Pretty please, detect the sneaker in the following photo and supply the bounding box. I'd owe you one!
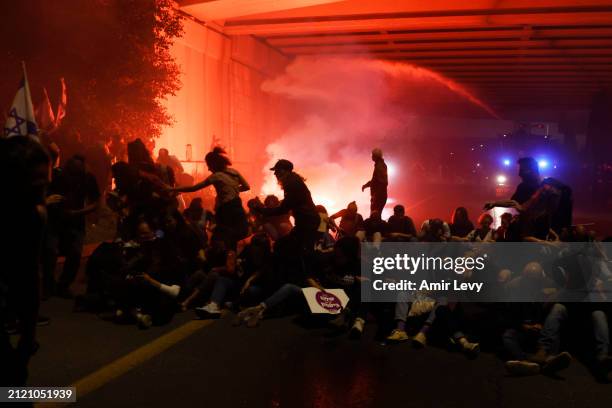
[505,360,540,376]
[350,318,365,339]
[386,329,410,343]
[36,315,51,327]
[246,305,265,328]
[232,310,248,327]
[195,303,221,320]
[113,309,131,324]
[458,339,480,359]
[413,331,427,348]
[233,306,256,327]
[4,320,19,335]
[541,351,572,375]
[529,347,548,365]
[136,312,152,329]
[161,284,181,298]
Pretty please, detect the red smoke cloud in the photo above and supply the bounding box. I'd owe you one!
[260,56,497,218]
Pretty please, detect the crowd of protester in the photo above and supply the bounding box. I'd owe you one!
[2,138,612,388]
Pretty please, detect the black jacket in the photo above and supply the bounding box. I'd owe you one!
[260,173,319,231]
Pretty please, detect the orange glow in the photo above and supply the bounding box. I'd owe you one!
[260,56,498,218]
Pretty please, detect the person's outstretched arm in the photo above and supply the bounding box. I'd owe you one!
[173,176,212,193]
[483,200,522,211]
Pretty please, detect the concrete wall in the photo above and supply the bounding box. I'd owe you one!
[157,17,289,189]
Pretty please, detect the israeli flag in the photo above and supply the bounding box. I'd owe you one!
[4,62,38,140]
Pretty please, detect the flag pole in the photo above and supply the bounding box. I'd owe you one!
[21,61,27,121]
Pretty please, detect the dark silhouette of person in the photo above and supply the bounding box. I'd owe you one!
[157,148,184,179]
[387,204,417,241]
[44,154,101,298]
[512,157,542,205]
[254,159,320,254]
[0,136,50,386]
[172,147,250,249]
[485,157,540,210]
[485,157,572,240]
[362,148,388,215]
[450,206,475,238]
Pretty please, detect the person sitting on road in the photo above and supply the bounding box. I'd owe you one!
[386,204,417,242]
[330,201,365,239]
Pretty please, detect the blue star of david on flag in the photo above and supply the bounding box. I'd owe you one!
[4,108,26,137]
[3,65,39,140]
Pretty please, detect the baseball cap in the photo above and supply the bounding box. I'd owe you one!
[270,159,293,172]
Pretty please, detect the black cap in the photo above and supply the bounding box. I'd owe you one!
[270,159,293,172]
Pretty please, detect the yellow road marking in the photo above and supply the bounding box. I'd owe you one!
[36,319,213,407]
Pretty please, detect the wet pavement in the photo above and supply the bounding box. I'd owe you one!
[25,298,612,408]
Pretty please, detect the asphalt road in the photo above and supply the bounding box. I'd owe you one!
[22,298,612,408]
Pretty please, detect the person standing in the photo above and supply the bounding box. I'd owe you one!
[237,161,322,327]
[362,148,388,215]
[1,136,50,386]
[171,147,250,249]
[484,157,541,210]
[43,155,101,298]
[157,148,184,177]
[254,159,320,253]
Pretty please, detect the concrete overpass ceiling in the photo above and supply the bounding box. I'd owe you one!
[179,0,612,114]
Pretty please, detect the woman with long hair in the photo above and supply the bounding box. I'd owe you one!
[450,206,475,238]
[171,147,250,249]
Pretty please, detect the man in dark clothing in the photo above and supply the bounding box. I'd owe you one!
[330,201,364,238]
[41,143,63,297]
[387,204,417,241]
[362,148,388,215]
[256,159,320,252]
[1,136,50,386]
[485,157,541,210]
[84,141,112,197]
[485,157,572,240]
[43,154,100,297]
[238,160,322,327]
[363,210,388,242]
[512,157,541,205]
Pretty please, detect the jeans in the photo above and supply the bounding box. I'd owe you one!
[539,303,610,358]
[393,290,415,322]
[210,276,239,305]
[393,293,438,326]
[241,284,266,307]
[394,295,464,341]
[263,283,302,309]
[538,303,566,354]
[503,328,531,361]
[432,303,465,342]
[592,310,610,359]
[344,282,369,320]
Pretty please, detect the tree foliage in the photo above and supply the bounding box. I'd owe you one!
[1,0,183,151]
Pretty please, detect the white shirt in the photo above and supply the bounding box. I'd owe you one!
[205,168,247,209]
